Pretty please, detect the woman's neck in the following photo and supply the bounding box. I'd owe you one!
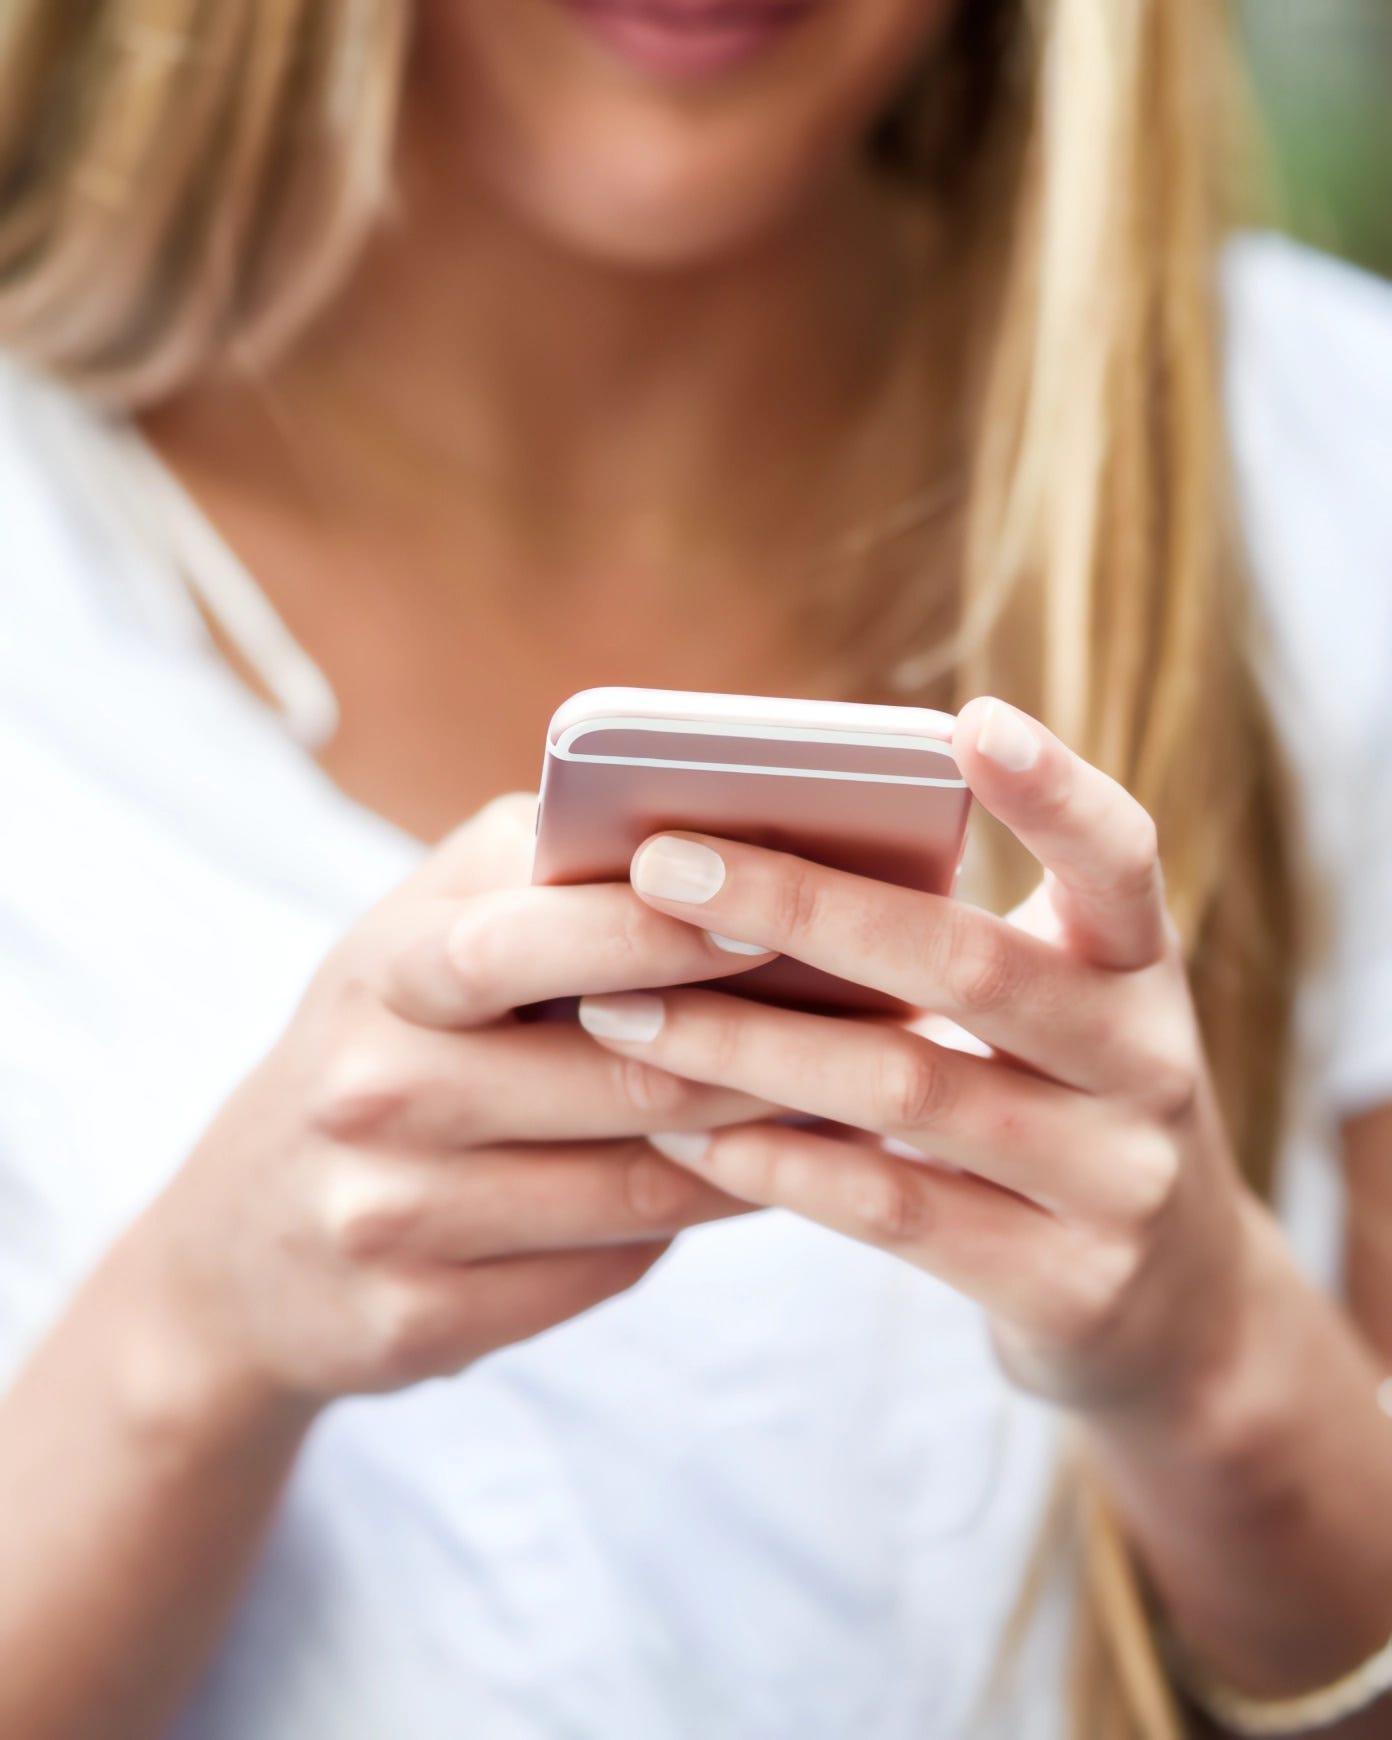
[139,127,966,840]
[150,120,953,604]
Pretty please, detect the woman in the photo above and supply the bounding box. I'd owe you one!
[0,1,1390,1735]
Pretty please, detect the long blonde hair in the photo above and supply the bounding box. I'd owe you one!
[0,3,1303,1734]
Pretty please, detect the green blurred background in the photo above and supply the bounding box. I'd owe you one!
[1242,0,1391,277]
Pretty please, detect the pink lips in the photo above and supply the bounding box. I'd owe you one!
[558,0,817,80]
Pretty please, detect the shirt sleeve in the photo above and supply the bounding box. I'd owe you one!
[1223,233,1392,1124]
[1325,682,1392,1117]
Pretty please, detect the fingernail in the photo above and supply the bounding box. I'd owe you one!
[880,1135,962,1173]
[648,1131,712,1166]
[881,1134,932,1160]
[577,992,665,1042]
[709,933,768,956]
[633,837,726,904]
[976,700,1039,773]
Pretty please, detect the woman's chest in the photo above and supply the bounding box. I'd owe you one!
[234,525,851,841]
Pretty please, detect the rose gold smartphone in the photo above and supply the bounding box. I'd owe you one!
[532,687,971,1017]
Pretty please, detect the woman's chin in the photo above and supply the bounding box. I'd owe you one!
[506,185,816,275]
[469,124,841,274]
[417,0,944,275]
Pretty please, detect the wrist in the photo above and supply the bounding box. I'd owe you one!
[94,1215,322,1466]
[1080,1197,1392,1701]
[1085,1196,1348,1500]
[1173,1199,1383,1492]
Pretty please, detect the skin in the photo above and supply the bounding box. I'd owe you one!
[579,703,1392,1704]
[0,0,1390,1734]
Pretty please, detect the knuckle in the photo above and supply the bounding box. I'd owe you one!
[1031,770,1074,831]
[847,1164,932,1246]
[945,925,1022,1016]
[699,1006,747,1081]
[1049,1237,1143,1351]
[1135,1040,1200,1127]
[622,1151,699,1228]
[1121,1127,1182,1230]
[768,860,823,946]
[321,1168,421,1262]
[614,1054,694,1120]
[363,1281,449,1376]
[445,899,512,1016]
[874,1040,956,1132]
[720,1124,791,1197]
[312,1042,408,1141]
[1111,809,1161,903]
[716,1127,793,1197]
[609,892,653,967]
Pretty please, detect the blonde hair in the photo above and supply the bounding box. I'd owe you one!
[0,3,1302,1735]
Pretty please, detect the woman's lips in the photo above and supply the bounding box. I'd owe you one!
[556,0,817,80]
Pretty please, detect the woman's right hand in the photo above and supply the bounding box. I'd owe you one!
[124,793,776,1415]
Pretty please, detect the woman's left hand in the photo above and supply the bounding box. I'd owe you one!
[577,696,1266,1423]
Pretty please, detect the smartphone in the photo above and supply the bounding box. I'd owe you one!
[531,687,971,1017]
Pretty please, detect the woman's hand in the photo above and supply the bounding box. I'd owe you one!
[573,698,1264,1423]
[575,696,1392,1727]
[127,792,776,1415]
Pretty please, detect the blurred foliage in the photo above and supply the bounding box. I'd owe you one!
[1241,0,1392,276]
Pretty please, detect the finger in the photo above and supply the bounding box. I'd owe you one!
[367,1243,671,1382]
[321,1141,754,1265]
[640,1120,1109,1346]
[312,1016,780,1148]
[373,882,774,1029]
[577,988,1170,1225]
[452,1244,673,1346]
[952,698,1169,971]
[403,791,540,900]
[622,829,1144,1092]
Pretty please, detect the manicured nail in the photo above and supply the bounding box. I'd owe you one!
[633,837,726,904]
[648,1131,712,1166]
[709,933,768,956]
[880,1135,962,1173]
[577,992,665,1042]
[976,700,1039,773]
[881,1134,932,1160]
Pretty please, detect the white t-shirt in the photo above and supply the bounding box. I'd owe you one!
[1,232,1390,1740]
